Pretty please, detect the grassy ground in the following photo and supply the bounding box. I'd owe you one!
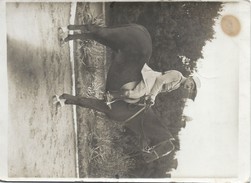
[74,2,136,178]
[75,2,182,178]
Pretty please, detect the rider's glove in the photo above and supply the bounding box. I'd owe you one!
[145,95,155,107]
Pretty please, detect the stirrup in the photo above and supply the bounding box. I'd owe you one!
[104,91,113,109]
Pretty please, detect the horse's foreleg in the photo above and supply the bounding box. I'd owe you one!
[64,34,84,42]
[64,33,94,42]
[59,93,77,104]
[67,25,84,30]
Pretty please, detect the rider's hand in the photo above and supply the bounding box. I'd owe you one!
[145,95,154,107]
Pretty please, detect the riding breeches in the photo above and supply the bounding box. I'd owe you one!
[123,80,147,99]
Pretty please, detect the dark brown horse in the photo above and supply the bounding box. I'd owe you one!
[59,24,174,162]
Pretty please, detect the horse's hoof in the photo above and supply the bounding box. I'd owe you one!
[59,38,67,47]
[52,95,66,107]
[52,95,60,104]
[58,27,64,34]
[55,102,62,110]
[58,27,66,39]
[58,99,66,107]
[58,27,68,34]
[58,27,68,46]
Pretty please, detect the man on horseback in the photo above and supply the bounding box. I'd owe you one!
[105,63,201,109]
[57,23,201,163]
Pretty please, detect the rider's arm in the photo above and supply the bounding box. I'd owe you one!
[148,71,182,102]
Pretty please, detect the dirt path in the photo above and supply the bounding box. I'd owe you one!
[7,3,76,177]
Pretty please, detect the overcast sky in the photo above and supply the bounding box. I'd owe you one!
[172,1,250,179]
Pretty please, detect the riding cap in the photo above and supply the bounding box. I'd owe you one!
[191,75,201,89]
[188,75,201,101]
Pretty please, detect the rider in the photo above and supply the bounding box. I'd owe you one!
[105,63,201,108]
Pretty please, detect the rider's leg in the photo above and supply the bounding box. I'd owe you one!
[106,80,147,102]
[105,90,129,102]
[123,80,146,99]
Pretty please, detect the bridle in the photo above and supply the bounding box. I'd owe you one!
[120,97,176,163]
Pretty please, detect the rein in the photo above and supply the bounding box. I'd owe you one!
[120,101,175,163]
[122,105,147,125]
[121,96,151,125]
[121,100,150,156]
[144,138,175,163]
[126,137,175,163]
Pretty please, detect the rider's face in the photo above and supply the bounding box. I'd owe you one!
[183,78,195,92]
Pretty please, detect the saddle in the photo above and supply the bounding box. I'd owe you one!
[104,81,143,109]
[105,81,175,163]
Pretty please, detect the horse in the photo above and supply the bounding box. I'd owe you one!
[58,23,175,163]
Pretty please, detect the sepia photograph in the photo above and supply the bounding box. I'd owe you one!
[0,0,250,181]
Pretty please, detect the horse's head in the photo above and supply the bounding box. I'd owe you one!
[109,101,174,161]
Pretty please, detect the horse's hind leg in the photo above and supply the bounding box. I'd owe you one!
[64,24,102,42]
[64,29,119,50]
[67,25,87,32]
[67,24,101,33]
[64,34,84,42]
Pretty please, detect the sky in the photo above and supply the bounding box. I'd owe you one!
[172,1,250,179]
